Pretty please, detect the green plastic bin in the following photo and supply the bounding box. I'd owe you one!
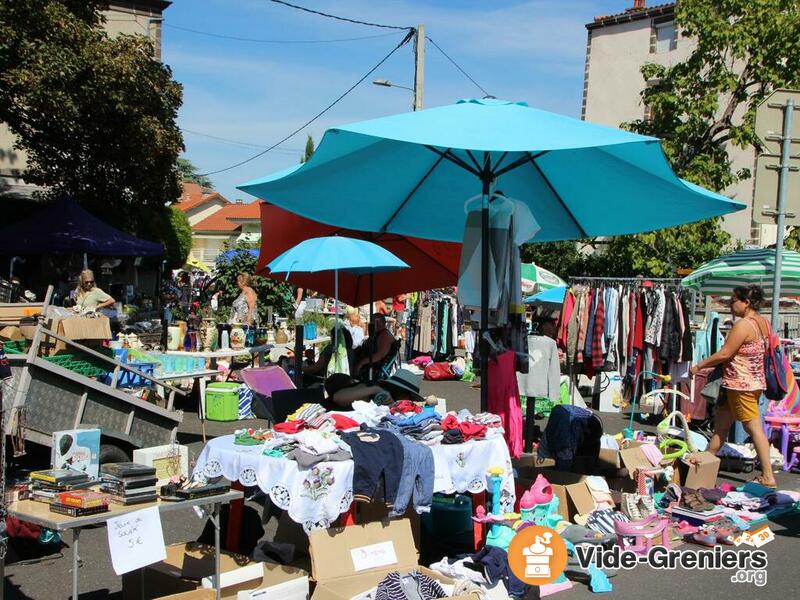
[206,382,240,421]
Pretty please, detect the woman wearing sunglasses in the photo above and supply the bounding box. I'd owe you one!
[74,269,115,313]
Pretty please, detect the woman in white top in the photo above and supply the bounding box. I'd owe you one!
[74,269,114,312]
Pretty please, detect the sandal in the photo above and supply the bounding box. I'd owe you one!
[681,490,714,512]
[752,475,777,489]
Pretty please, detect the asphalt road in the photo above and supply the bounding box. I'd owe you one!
[3,379,798,599]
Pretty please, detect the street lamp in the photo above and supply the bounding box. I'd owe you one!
[372,79,417,110]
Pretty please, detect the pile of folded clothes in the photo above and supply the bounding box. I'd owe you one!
[384,406,443,445]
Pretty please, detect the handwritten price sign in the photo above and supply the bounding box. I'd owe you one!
[748,525,775,548]
[107,506,166,575]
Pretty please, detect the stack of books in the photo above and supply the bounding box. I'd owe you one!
[50,490,110,517]
[100,463,158,505]
[30,469,93,503]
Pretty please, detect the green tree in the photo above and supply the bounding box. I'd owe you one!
[213,243,295,323]
[177,157,214,191]
[158,206,192,270]
[602,0,800,275]
[300,134,315,163]
[625,0,800,191]
[0,0,184,238]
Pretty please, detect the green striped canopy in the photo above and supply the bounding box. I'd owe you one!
[521,262,566,294]
[681,248,800,296]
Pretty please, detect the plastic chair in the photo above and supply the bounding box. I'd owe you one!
[239,366,295,398]
[763,369,800,472]
[614,514,670,556]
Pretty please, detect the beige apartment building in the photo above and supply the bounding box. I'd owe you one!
[0,1,171,200]
[582,0,771,247]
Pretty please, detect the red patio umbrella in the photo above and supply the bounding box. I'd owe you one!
[257,204,460,306]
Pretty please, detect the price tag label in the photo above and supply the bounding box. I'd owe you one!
[748,525,775,548]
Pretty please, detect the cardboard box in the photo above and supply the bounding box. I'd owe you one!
[673,452,721,490]
[39,314,112,354]
[0,326,24,341]
[122,543,308,600]
[308,519,471,600]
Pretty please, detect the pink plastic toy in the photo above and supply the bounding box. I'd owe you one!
[614,514,671,555]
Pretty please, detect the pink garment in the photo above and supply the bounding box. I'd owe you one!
[411,355,433,366]
[488,350,523,459]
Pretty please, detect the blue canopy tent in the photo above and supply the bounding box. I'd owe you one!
[0,195,163,256]
[239,98,745,410]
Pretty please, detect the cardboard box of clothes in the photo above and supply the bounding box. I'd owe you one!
[514,466,596,522]
[308,519,472,600]
[122,542,308,600]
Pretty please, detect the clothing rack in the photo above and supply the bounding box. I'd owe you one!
[569,276,684,284]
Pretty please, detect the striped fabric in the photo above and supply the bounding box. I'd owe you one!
[682,248,800,296]
[521,262,567,294]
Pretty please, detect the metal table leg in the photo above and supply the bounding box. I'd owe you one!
[72,528,80,599]
[213,503,221,600]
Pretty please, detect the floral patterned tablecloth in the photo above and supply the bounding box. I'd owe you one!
[194,434,515,531]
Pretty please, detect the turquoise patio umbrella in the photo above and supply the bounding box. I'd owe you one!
[266,236,408,351]
[240,98,744,408]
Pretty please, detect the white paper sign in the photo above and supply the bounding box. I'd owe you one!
[106,506,167,575]
[350,541,398,572]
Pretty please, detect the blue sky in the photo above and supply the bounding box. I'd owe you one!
[164,0,629,201]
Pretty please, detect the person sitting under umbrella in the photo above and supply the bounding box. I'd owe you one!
[354,314,398,381]
[324,368,424,409]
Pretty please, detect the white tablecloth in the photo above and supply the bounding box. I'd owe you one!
[194,434,515,531]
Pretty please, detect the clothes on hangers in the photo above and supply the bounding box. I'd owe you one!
[517,335,560,402]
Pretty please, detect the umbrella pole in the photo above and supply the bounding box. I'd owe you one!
[369,271,374,381]
[480,175,490,413]
[335,269,339,351]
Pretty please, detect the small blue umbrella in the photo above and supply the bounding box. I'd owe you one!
[524,286,567,306]
[267,236,408,348]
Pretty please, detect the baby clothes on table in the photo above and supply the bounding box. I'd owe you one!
[383,428,434,516]
[284,448,351,470]
[341,427,405,507]
[720,491,766,511]
[293,430,344,456]
[351,401,391,427]
[375,570,447,600]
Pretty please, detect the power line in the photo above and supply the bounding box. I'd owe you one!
[198,30,415,176]
[181,128,303,152]
[268,0,412,31]
[163,23,404,44]
[426,36,491,98]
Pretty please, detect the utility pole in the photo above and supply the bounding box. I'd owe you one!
[413,25,425,111]
[770,98,795,329]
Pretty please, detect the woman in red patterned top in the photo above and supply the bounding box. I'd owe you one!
[690,285,775,488]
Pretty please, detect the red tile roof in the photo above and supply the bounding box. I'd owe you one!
[192,200,264,232]
[175,182,229,213]
[589,2,675,29]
